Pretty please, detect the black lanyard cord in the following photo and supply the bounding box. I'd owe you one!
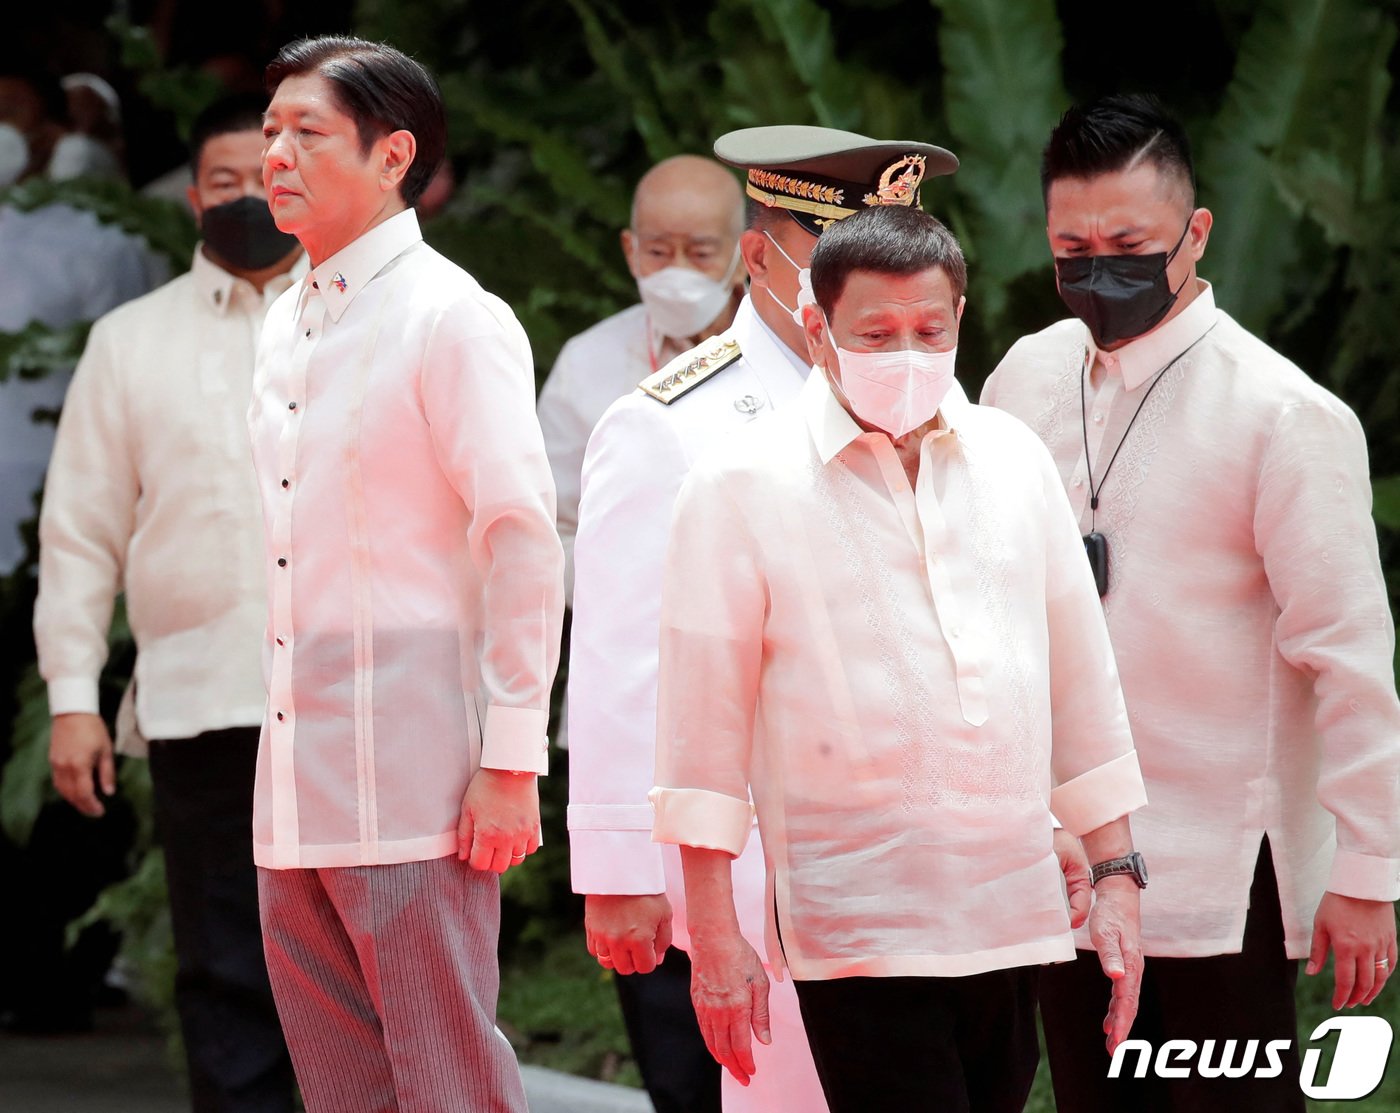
[1080,324,1217,529]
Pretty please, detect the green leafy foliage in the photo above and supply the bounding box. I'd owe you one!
[6,0,1400,1087]
[0,321,92,385]
[930,0,1069,338]
[0,667,56,845]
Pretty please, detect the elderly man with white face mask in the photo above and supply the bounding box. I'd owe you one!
[537,154,745,603]
[651,203,1149,1113]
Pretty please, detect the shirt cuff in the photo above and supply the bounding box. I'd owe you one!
[649,786,754,857]
[47,677,101,717]
[1328,849,1400,902]
[480,704,550,775]
[567,809,668,894]
[1050,751,1148,837]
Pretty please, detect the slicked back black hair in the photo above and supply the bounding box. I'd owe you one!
[1041,93,1195,208]
[266,36,445,207]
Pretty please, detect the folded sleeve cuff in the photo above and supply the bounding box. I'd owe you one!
[567,807,668,894]
[1328,850,1400,903]
[649,786,754,857]
[480,704,550,774]
[47,677,101,717]
[1051,751,1147,837]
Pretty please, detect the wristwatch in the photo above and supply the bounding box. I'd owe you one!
[1090,851,1148,889]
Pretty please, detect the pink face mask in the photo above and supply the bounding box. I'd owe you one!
[829,340,958,439]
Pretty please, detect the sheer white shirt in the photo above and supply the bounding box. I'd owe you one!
[36,248,299,754]
[651,371,1146,981]
[248,209,563,870]
[981,282,1400,958]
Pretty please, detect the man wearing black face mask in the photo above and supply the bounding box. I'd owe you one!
[983,94,1400,1112]
[34,94,300,1113]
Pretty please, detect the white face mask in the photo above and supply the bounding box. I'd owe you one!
[763,230,814,327]
[828,337,958,439]
[636,245,740,341]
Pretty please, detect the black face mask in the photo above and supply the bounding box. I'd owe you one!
[200,195,299,271]
[1054,220,1191,347]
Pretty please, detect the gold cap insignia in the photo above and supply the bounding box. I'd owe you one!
[863,154,926,208]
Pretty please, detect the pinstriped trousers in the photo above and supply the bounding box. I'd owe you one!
[257,857,527,1113]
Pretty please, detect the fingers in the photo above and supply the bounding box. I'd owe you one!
[51,757,104,818]
[1066,871,1092,930]
[1369,943,1400,1006]
[1333,953,1359,1011]
[1306,922,1330,977]
[750,968,772,1047]
[1096,935,1125,980]
[1103,958,1141,1053]
[656,914,674,962]
[96,745,116,797]
[712,1007,756,1084]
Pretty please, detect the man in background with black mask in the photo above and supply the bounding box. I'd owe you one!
[35,93,300,1113]
[983,93,1400,1112]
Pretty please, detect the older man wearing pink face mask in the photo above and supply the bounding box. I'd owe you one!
[651,203,1149,1113]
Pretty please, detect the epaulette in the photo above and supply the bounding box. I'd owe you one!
[639,332,742,405]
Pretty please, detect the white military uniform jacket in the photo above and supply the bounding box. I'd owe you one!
[568,296,805,940]
[568,296,826,1110]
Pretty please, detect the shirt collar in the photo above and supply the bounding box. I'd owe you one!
[744,296,812,377]
[306,208,423,323]
[801,362,970,465]
[191,245,307,314]
[1088,280,1218,391]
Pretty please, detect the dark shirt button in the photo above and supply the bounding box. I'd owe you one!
[277,557,287,567]
[288,401,297,411]
[276,711,285,721]
[281,479,290,488]
[275,637,284,646]
[304,329,311,338]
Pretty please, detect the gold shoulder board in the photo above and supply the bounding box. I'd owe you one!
[639,333,743,405]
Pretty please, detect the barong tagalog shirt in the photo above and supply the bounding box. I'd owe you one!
[36,248,299,754]
[248,209,564,871]
[981,282,1400,959]
[650,370,1147,981]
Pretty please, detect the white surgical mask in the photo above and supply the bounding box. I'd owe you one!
[763,230,814,327]
[636,245,740,341]
[829,337,958,439]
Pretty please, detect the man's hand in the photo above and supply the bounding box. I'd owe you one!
[1054,827,1092,929]
[1088,877,1142,1055]
[49,713,115,817]
[1308,892,1398,1009]
[689,926,771,1087]
[585,893,673,975]
[457,768,540,874]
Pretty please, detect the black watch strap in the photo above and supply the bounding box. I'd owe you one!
[1090,851,1148,889]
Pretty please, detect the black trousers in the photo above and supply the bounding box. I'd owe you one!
[149,728,295,1113]
[793,966,1039,1113]
[1040,837,1303,1113]
[614,947,720,1113]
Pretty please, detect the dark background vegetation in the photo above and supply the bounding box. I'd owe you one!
[2,0,1399,1105]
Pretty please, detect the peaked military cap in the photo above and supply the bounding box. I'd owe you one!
[714,125,958,235]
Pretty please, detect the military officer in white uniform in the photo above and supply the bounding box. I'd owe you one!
[567,126,959,1112]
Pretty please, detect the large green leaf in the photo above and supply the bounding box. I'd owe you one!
[929,0,1068,330]
[0,667,55,845]
[1197,0,1393,333]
